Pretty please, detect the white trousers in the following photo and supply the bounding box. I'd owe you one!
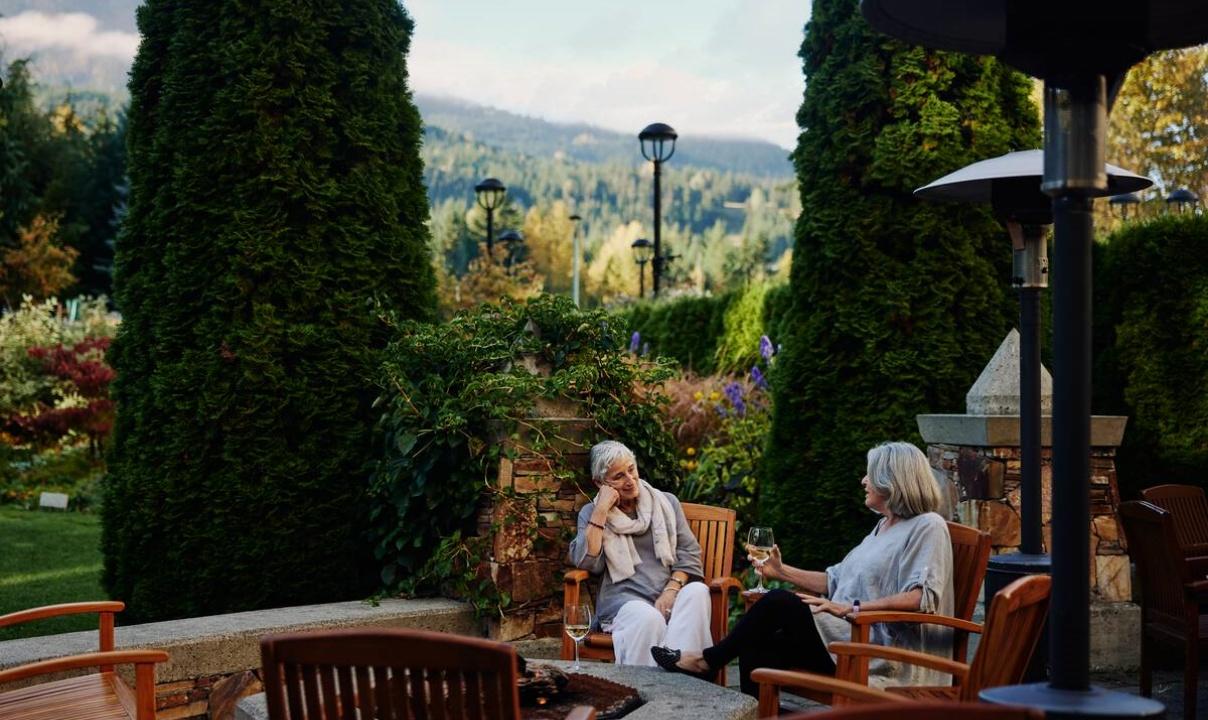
[610,581,712,666]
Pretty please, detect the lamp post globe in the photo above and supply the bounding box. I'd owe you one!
[638,123,677,297]
[474,178,507,259]
[1165,187,1199,213]
[631,238,653,299]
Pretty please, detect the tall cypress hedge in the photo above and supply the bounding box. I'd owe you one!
[103,0,434,621]
[1094,215,1208,500]
[761,0,1040,566]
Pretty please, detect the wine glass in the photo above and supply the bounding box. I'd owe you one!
[563,602,593,671]
[747,526,775,593]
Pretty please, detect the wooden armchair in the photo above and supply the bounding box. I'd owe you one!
[752,574,1051,717]
[1119,500,1208,720]
[1140,484,1208,561]
[261,628,595,720]
[561,502,742,685]
[0,601,168,720]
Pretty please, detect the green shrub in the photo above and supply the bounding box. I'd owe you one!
[103,0,435,622]
[1094,214,1208,499]
[762,0,1040,567]
[618,294,733,374]
[369,295,679,613]
[715,282,777,374]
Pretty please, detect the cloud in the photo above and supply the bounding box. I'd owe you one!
[0,11,139,62]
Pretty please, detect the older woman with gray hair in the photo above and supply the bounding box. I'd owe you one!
[653,441,953,695]
[567,440,712,666]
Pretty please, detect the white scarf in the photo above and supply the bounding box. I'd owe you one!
[601,479,678,582]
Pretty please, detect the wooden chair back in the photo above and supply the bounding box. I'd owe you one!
[963,574,1051,701]
[1140,484,1208,557]
[782,702,1043,720]
[682,502,737,581]
[1119,501,1193,625]
[947,521,993,623]
[261,629,522,720]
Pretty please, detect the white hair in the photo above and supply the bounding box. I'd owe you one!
[866,441,942,518]
[589,440,636,484]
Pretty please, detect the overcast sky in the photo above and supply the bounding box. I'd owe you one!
[0,0,809,148]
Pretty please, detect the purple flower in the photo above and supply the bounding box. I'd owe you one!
[714,404,728,418]
[641,342,650,357]
[724,381,745,404]
[629,331,641,353]
[759,335,775,362]
[750,365,768,390]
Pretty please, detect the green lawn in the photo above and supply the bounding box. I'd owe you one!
[0,506,105,640]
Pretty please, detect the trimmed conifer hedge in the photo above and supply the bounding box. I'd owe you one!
[103,0,435,621]
[1094,214,1208,499]
[761,0,1041,566]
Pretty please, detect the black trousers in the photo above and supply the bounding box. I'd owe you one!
[701,588,836,697]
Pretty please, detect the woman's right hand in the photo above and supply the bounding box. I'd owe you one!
[595,485,620,513]
[751,544,783,581]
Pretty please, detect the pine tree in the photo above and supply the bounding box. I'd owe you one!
[761,0,1040,565]
[103,0,435,621]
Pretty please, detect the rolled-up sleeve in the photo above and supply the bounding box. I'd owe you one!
[896,515,952,613]
[568,503,607,573]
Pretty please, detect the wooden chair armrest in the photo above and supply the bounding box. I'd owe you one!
[564,569,589,584]
[848,611,983,635]
[1186,555,1208,577]
[707,576,745,645]
[829,642,969,682]
[565,705,597,720]
[751,667,899,707]
[1186,578,1208,601]
[0,601,125,629]
[0,649,169,685]
[708,576,744,594]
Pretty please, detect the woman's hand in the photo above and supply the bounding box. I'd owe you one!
[750,543,783,582]
[654,588,677,618]
[595,485,620,514]
[800,595,854,618]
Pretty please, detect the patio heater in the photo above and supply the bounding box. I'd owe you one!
[861,1,1208,717]
[916,151,1151,680]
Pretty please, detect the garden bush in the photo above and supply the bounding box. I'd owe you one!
[1094,214,1208,499]
[762,0,1040,567]
[369,294,678,613]
[104,0,435,622]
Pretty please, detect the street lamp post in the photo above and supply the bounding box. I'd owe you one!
[1108,192,1141,220]
[639,123,678,297]
[474,178,507,260]
[861,1,1207,716]
[631,238,653,299]
[498,229,522,272]
[569,214,583,306]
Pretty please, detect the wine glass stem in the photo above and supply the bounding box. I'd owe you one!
[574,639,581,670]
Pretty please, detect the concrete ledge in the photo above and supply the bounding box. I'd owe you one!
[917,414,1127,447]
[1090,601,1141,672]
[238,660,757,720]
[0,598,476,684]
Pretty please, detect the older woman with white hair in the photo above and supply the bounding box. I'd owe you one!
[567,440,712,666]
[653,441,953,695]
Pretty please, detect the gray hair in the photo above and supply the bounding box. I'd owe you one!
[866,441,942,519]
[589,440,636,484]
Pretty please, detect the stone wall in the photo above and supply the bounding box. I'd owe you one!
[927,443,1130,602]
[480,417,592,642]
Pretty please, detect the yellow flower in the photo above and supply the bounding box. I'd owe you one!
[686,447,696,456]
[709,391,721,402]
[693,391,703,401]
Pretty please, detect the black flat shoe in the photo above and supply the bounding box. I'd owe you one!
[650,646,713,680]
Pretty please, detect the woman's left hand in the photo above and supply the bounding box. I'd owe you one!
[800,595,854,618]
[654,589,677,617]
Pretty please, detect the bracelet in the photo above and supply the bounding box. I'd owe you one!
[588,520,606,530]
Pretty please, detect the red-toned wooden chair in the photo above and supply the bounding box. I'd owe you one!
[0,601,168,720]
[779,701,1043,720]
[752,574,1051,717]
[1119,500,1208,720]
[1140,484,1208,560]
[561,502,742,685]
[261,628,594,720]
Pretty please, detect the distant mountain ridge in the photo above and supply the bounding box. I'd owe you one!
[416,94,793,178]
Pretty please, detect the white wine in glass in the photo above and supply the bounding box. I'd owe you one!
[747,526,775,593]
[564,602,593,671]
